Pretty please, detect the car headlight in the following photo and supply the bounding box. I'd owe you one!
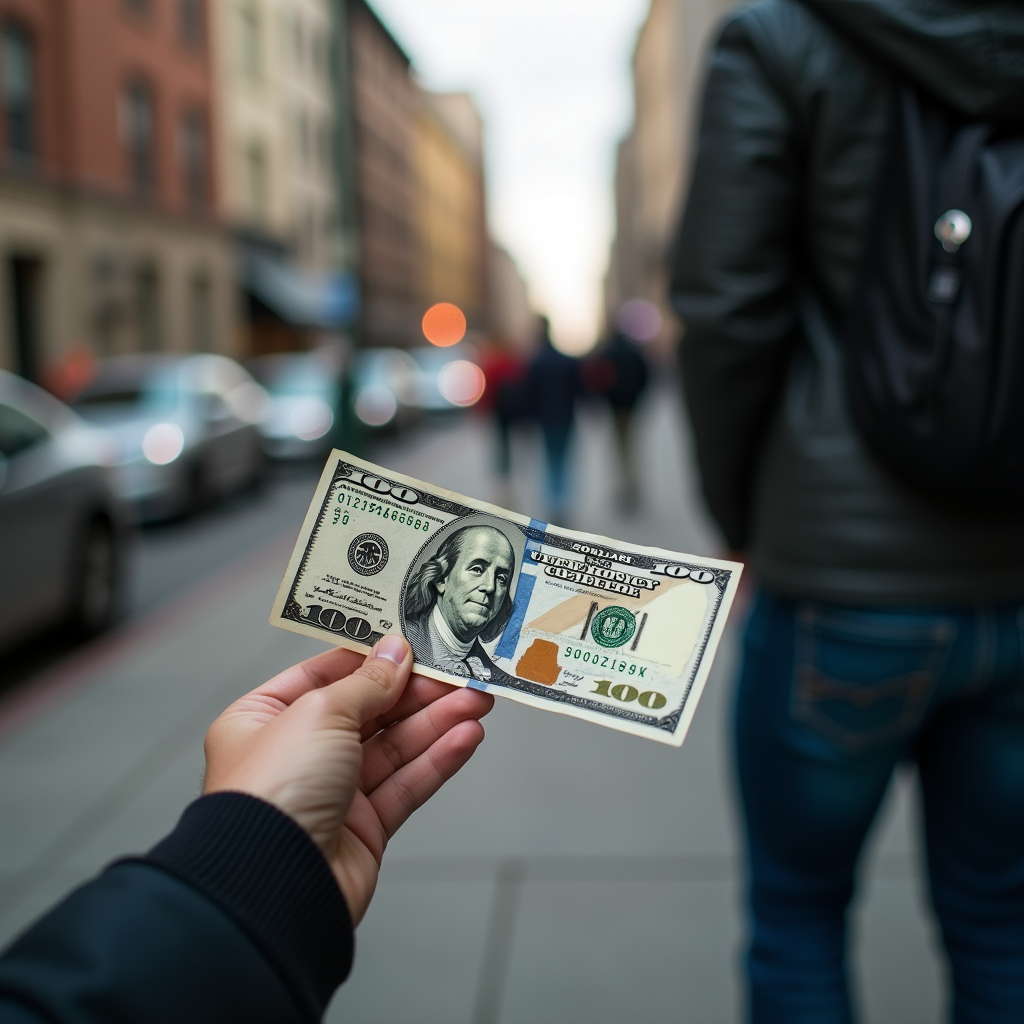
[289,398,334,440]
[142,423,185,465]
[354,385,397,426]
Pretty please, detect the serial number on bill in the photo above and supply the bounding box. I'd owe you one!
[562,645,650,678]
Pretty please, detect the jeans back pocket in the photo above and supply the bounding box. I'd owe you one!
[791,605,955,754]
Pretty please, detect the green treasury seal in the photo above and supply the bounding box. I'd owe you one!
[591,605,636,648]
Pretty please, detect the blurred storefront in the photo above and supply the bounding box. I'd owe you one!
[0,0,234,389]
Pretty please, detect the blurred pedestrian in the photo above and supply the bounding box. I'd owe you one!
[583,329,650,514]
[0,638,493,1023]
[41,341,95,402]
[525,316,582,525]
[477,338,526,508]
[670,1,1024,1021]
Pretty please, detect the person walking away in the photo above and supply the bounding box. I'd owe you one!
[585,329,650,514]
[670,1,1024,1021]
[477,338,526,508]
[525,317,582,525]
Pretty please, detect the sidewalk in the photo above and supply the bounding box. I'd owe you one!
[0,386,944,1023]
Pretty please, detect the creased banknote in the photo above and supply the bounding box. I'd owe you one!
[270,451,742,746]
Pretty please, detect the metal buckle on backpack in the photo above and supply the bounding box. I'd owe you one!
[927,266,962,304]
[934,209,972,252]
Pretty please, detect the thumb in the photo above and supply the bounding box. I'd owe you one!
[321,634,414,727]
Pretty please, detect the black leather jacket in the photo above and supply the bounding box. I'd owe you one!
[670,0,1024,604]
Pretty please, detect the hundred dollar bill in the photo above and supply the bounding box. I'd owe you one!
[270,451,742,746]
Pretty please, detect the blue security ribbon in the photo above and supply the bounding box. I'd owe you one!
[493,519,547,661]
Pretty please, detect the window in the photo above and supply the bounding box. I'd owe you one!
[296,109,309,167]
[303,204,315,258]
[244,141,267,223]
[134,263,161,351]
[190,270,213,351]
[178,0,205,48]
[122,80,155,193]
[313,36,326,82]
[179,108,207,208]
[318,121,332,175]
[2,22,35,161]
[292,12,303,69]
[239,2,261,80]
[0,403,48,458]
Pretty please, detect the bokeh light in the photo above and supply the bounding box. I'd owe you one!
[438,360,486,407]
[289,398,334,440]
[354,385,398,426]
[422,302,467,347]
[141,423,185,465]
[615,298,662,343]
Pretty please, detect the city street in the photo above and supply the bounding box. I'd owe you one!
[0,386,944,1023]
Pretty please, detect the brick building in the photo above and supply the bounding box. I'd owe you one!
[0,0,234,384]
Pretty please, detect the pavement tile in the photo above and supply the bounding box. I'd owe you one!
[497,877,742,1024]
[325,879,497,1024]
[61,738,205,871]
[854,877,945,1024]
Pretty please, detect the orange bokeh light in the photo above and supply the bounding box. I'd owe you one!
[421,302,467,347]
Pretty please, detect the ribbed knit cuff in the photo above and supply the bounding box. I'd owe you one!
[122,792,353,1022]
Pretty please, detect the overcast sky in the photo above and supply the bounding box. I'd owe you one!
[370,0,650,353]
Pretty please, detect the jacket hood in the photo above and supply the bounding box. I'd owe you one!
[800,0,1024,119]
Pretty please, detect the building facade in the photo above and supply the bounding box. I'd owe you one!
[0,0,234,383]
[209,0,355,354]
[487,240,534,352]
[211,0,339,270]
[604,0,735,356]
[414,90,487,331]
[345,0,418,348]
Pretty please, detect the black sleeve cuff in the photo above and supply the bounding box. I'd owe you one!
[124,792,353,1022]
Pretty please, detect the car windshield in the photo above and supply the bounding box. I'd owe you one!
[72,366,178,419]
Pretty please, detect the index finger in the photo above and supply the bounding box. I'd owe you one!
[245,645,367,708]
[359,672,464,741]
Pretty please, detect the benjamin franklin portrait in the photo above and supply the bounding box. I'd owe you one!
[403,523,518,681]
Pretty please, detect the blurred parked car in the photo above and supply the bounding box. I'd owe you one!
[350,348,418,430]
[246,350,343,460]
[0,370,130,653]
[70,355,266,521]
[408,345,486,412]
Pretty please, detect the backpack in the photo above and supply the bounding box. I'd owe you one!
[844,84,1024,505]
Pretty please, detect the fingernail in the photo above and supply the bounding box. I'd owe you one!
[374,634,408,665]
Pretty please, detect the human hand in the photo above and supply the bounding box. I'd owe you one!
[202,635,494,923]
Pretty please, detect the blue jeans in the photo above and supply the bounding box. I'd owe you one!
[736,591,1024,1024]
[541,423,572,516]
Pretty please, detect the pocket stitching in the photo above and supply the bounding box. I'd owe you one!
[790,608,951,753]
